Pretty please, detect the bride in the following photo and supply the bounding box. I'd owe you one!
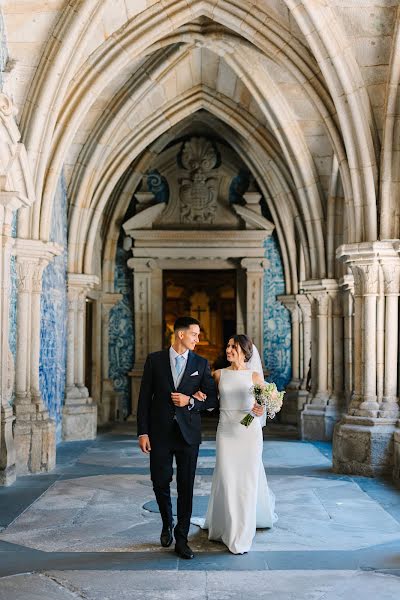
[194,334,277,554]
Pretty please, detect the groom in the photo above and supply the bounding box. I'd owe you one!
[137,316,218,559]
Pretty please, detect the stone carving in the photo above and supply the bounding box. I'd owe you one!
[179,137,218,224]
[16,260,33,293]
[0,92,14,117]
[381,262,400,295]
[6,348,15,403]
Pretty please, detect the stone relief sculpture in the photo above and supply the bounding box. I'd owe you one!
[6,348,15,404]
[179,137,219,224]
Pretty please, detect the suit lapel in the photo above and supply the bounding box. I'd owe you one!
[177,351,197,391]
[162,349,175,391]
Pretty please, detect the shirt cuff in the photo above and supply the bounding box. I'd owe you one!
[138,434,148,437]
[188,397,195,411]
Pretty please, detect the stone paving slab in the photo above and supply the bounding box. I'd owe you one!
[1,570,399,600]
[0,427,399,598]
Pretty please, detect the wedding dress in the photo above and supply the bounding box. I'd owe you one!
[194,368,277,554]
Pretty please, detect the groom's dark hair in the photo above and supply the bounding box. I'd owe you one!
[174,316,200,332]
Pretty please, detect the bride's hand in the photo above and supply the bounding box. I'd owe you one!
[193,391,207,401]
[252,403,264,417]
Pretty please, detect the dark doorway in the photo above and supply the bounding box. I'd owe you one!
[163,270,236,369]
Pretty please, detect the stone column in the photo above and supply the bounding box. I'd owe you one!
[300,279,340,441]
[62,273,99,441]
[240,258,268,361]
[99,292,122,425]
[0,201,18,485]
[278,295,301,425]
[0,93,36,484]
[334,242,400,476]
[339,275,354,411]
[296,294,312,418]
[330,290,344,413]
[127,258,160,418]
[380,260,400,418]
[13,239,62,475]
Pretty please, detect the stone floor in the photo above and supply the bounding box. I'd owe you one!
[0,424,399,599]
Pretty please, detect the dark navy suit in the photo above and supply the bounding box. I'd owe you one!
[137,349,218,542]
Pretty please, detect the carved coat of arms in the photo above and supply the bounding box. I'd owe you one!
[179,138,219,224]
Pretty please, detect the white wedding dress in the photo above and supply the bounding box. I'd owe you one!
[194,368,277,554]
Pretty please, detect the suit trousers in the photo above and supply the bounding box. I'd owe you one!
[150,420,199,543]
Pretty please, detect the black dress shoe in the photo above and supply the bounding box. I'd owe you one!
[175,542,194,559]
[160,523,174,548]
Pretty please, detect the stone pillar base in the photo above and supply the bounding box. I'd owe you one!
[301,403,339,441]
[0,407,16,486]
[15,415,56,475]
[62,397,97,441]
[392,421,400,486]
[333,415,396,476]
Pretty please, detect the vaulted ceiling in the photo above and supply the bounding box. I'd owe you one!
[2,0,400,291]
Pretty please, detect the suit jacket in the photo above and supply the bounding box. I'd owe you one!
[137,349,218,445]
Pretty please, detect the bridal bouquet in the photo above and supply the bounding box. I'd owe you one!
[240,382,285,427]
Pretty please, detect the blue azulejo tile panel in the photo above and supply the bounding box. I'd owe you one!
[109,239,134,418]
[40,174,68,442]
[263,234,291,390]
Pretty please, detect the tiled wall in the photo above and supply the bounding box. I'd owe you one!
[263,234,292,390]
[109,239,134,418]
[9,216,18,401]
[39,175,68,442]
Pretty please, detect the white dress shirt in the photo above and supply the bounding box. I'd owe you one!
[169,346,189,389]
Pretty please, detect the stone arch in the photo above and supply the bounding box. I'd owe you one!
[72,89,311,296]
[380,5,400,240]
[64,42,326,279]
[99,110,302,299]
[17,0,375,247]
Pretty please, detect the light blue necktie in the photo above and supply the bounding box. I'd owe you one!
[175,355,185,381]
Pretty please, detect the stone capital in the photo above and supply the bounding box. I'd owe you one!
[240,257,269,272]
[380,260,400,295]
[351,263,379,296]
[127,257,158,272]
[68,273,99,295]
[278,295,299,319]
[14,240,62,292]
[296,294,312,319]
[337,241,400,296]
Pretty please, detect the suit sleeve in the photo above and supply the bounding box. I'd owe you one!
[193,360,218,412]
[137,354,153,436]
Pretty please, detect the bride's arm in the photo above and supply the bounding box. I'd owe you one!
[252,371,265,416]
[213,369,221,389]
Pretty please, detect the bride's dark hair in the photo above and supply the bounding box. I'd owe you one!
[230,334,253,362]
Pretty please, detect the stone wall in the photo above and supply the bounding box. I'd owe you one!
[39,175,68,442]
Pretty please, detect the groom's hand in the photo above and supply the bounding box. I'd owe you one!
[138,435,151,454]
[171,392,190,407]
